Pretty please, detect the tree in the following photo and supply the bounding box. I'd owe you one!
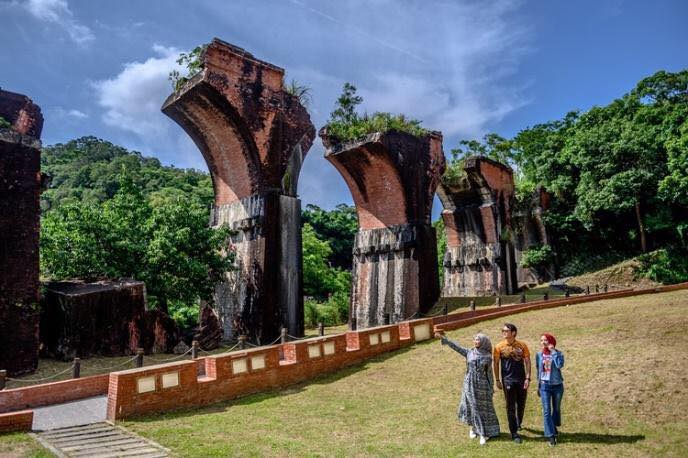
[302,204,358,269]
[302,223,350,300]
[41,174,233,326]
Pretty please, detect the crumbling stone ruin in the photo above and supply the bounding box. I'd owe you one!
[320,130,446,328]
[0,89,44,375]
[513,186,553,286]
[437,157,518,297]
[162,39,315,343]
[41,280,180,359]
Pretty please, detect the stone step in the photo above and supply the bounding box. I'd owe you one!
[35,422,169,457]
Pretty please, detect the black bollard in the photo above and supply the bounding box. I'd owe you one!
[192,340,199,359]
[281,327,288,344]
[72,358,81,379]
[520,292,526,304]
[469,300,476,311]
[595,284,599,293]
[496,297,502,307]
[586,285,590,295]
[238,335,247,350]
[543,292,549,301]
[604,284,608,293]
[442,304,448,315]
[383,313,390,325]
[351,319,357,331]
[318,322,325,337]
[136,348,144,368]
[565,289,570,298]
[0,370,6,390]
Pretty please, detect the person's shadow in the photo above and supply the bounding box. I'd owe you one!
[522,427,645,444]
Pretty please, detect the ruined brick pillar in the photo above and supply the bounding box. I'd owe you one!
[320,130,445,329]
[0,89,44,375]
[513,186,552,286]
[437,157,518,297]
[162,39,315,343]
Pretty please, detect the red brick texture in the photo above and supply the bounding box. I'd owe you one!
[0,90,43,376]
[320,130,446,328]
[104,282,687,420]
[0,374,109,414]
[0,410,33,433]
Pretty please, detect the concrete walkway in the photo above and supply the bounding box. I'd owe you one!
[32,396,108,431]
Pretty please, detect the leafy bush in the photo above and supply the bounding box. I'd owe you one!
[324,83,428,144]
[520,245,554,269]
[169,45,207,91]
[0,116,11,129]
[304,291,350,328]
[637,248,688,284]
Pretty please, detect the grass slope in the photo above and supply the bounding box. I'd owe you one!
[116,290,688,457]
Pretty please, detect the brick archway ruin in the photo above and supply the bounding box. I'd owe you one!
[162,39,315,343]
[320,130,446,329]
[437,157,518,297]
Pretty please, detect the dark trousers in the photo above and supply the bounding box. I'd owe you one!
[503,381,527,436]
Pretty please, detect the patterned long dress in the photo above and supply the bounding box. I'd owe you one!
[442,338,500,437]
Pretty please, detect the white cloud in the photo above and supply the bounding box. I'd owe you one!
[92,45,182,137]
[53,107,88,119]
[91,45,207,170]
[24,0,94,44]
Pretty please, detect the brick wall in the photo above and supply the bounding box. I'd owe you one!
[0,101,42,376]
[0,374,109,413]
[105,282,687,420]
[0,410,33,433]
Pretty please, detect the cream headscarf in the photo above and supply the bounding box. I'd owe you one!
[469,332,492,361]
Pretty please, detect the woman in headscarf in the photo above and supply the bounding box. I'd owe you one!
[536,333,565,447]
[435,329,500,445]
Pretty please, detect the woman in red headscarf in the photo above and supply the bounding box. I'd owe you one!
[536,333,565,446]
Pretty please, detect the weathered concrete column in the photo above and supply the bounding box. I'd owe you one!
[437,157,517,297]
[513,186,553,286]
[0,89,44,375]
[162,39,315,343]
[320,129,445,329]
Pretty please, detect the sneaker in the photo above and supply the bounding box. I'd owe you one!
[548,436,557,447]
[480,436,488,445]
[469,429,477,439]
[512,435,523,444]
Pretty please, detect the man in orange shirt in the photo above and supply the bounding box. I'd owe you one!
[493,322,531,443]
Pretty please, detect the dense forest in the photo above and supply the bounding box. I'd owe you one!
[38,70,687,330]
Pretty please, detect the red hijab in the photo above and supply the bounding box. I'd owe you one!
[542,333,557,355]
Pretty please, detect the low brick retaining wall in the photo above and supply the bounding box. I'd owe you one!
[2,283,686,423]
[0,374,109,414]
[0,410,33,433]
[106,282,688,420]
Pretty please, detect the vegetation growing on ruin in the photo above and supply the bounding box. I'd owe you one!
[285,79,313,108]
[0,116,11,129]
[324,83,428,144]
[169,45,207,91]
[451,69,688,283]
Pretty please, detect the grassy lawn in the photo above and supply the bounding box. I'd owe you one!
[0,433,51,458]
[108,289,688,457]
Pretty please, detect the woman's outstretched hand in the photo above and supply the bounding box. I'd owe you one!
[434,331,445,339]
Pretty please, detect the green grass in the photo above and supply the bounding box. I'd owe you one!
[112,290,688,457]
[0,433,52,458]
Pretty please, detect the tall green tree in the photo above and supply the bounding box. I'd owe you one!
[41,175,233,322]
[302,204,358,269]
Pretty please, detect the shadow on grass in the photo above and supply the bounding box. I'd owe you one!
[522,427,645,444]
[128,343,420,423]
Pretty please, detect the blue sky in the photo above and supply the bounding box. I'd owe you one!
[1,0,686,213]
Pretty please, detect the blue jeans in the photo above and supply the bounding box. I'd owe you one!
[539,382,564,438]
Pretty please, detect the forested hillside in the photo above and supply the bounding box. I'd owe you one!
[41,136,214,211]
